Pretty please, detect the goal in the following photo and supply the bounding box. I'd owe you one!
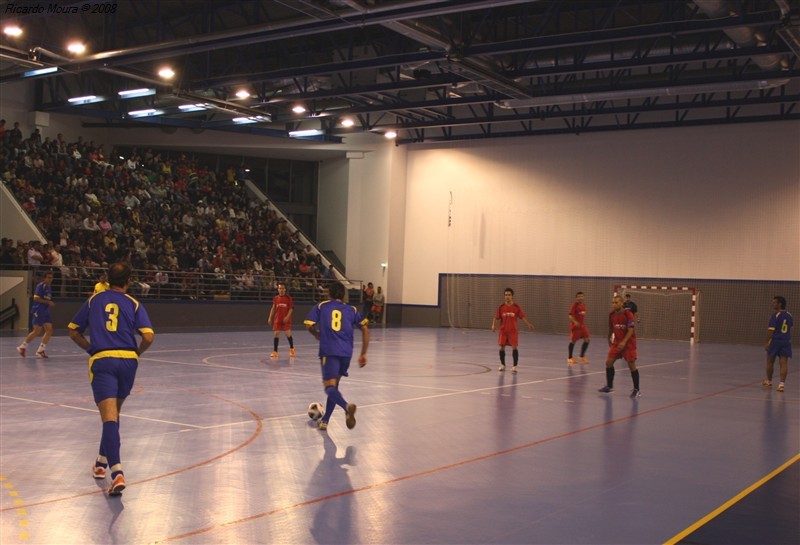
[614,284,700,343]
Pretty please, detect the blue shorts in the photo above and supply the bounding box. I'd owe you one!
[31,308,52,326]
[320,355,351,382]
[768,341,792,359]
[90,357,139,403]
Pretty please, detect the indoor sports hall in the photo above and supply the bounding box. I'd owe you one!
[0,326,798,544]
[1,1,799,545]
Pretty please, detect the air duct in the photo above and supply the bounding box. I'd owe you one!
[694,0,786,70]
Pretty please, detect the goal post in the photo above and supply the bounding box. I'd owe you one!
[614,284,700,343]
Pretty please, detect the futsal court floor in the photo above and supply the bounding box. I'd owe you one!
[0,327,797,545]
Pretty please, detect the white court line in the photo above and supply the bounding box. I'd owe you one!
[142,355,468,393]
[1,358,687,433]
[0,394,205,428]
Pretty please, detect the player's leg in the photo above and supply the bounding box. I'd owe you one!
[271,328,280,357]
[92,358,136,495]
[626,355,640,397]
[498,334,507,371]
[286,328,295,357]
[19,325,43,355]
[764,353,776,386]
[568,328,577,364]
[97,397,126,494]
[599,348,618,392]
[37,322,53,357]
[510,332,520,372]
[321,358,347,415]
[579,329,590,363]
[777,355,789,391]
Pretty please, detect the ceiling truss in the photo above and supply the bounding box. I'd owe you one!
[0,0,798,144]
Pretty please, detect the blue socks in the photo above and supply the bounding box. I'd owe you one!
[101,421,121,477]
[325,386,347,410]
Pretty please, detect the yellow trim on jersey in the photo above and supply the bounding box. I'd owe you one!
[89,350,139,365]
[67,322,80,330]
[139,328,154,335]
[124,293,141,310]
[88,350,139,382]
[304,320,317,326]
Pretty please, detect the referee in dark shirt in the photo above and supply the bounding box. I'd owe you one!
[623,294,639,323]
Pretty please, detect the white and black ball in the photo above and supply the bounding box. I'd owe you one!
[307,402,324,421]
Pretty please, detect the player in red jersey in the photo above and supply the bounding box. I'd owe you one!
[568,291,590,365]
[491,288,534,373]
[268,282,295,358]
[599,296,641,398]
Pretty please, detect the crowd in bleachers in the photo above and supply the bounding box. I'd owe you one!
[0,117,338,300]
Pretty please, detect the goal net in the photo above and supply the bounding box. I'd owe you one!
[615,285,699,342]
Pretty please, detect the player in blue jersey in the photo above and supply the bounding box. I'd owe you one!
[763,296,793,392]
[68,263,154,496]
[17,270,55,358]
[305,282,369,431]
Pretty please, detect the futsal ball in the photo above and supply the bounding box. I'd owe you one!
[307,402,324,421]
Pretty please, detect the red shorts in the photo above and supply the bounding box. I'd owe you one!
[570,324,590,342]
[498,331,519,347]
[371,305,383,313]
[607,344,637,363]
[273,319,292,332]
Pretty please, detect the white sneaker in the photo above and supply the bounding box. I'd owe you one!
[498,364,506,372]
[36,349,48,359]
[17,345,26,357]
[511,366,518,373]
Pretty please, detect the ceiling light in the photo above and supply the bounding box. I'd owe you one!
[128,109,163,118]
[292,105,307,114]
[22,67,58,77]
[235,90,250,99]
[384,130,397,139]
[3,26,23,37]
[67,42,86,54]
[118,88,155,99]
[232,116,267,124]
[67,95,103,105]
[341,118,355,128]
[158,67,175,79]
[178,103,211,112]
[288,129,324,138]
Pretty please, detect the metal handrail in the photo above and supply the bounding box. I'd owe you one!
[0,265,347,303]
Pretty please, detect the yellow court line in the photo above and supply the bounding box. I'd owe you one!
[664,452,800,545]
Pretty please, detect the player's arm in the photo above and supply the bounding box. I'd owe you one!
[608,320,614,346]
[284,307,293,323]
[766,314,777,350]
[267,304,276,324]
[523,317,534,330]
[137,331,154,356]
[765,327,775,350]
[33,293,54,307]
[491,316,497,331]
[358,324,370,366]
[305,320,320,340]
[69,328,90,351]
[568,305,578,326]
[618,316,635,348]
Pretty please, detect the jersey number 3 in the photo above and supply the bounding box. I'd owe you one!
[105,303,119,332]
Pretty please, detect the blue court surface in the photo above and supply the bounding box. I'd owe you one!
[1,328,797,545]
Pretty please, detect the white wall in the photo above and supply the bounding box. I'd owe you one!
[401,122,800,305]
[318,157,350,266]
